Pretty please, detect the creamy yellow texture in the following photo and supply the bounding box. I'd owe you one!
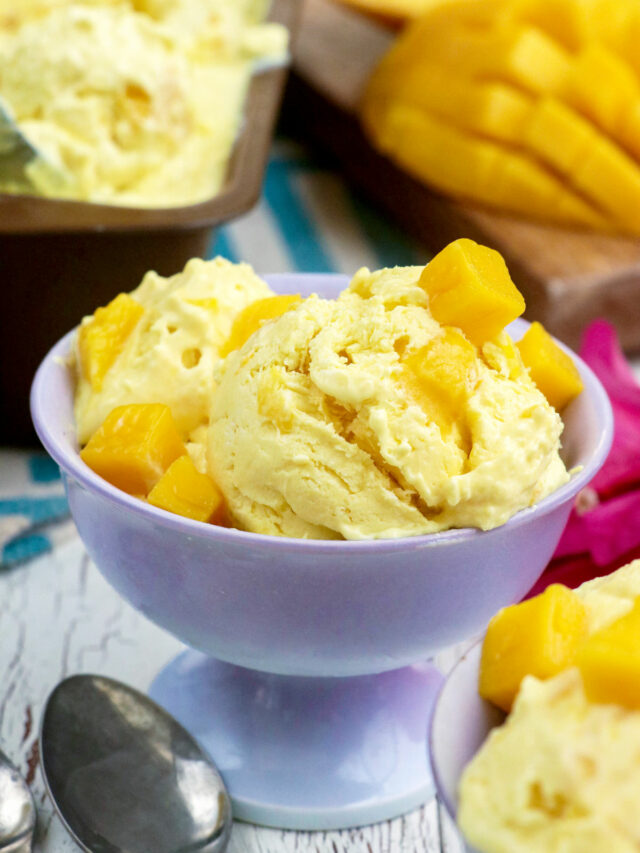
[74,257,273,451]
[207,265,569,540]
[459,559,640,853]
[0,1,287,206]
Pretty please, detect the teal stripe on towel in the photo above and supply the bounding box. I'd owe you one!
[0,496,69,523]
[208,227,238,263]
[264,160,336,273]
[3,534,51,567]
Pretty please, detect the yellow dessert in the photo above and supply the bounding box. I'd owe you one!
[0,1,287,206]
[73,256,273,447]
[360,0,640,234]
[207,240,570,539]
[75,240,579,536]
[459,559,640,853]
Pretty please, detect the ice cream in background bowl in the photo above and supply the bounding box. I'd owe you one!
[0,0,288,206]
[30,254,612,831]
[431,559,640,853]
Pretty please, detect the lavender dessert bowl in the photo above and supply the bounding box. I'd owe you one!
[31,273,612,831]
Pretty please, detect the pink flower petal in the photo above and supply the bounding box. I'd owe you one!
[549,320,640,575]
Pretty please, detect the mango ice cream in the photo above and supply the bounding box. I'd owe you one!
[73,256,273,451]
[207,261,570,539]
[0,0,287,206]
[459,559,640,853]
[74,240,581,537]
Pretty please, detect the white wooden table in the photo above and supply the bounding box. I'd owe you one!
[1,535,466,853]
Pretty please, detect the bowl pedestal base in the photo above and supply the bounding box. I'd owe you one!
[149,650,444,830]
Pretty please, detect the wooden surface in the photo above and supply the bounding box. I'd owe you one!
[1,536,467,852]
[287,0,640,350]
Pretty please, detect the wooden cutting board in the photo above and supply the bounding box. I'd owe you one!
[284,0,640,350]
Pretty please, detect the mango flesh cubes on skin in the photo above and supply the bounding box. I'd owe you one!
[578,598,640,709]
[419,239,525,346]
[479,584,588,712]
[147,454,224,524]
[220,294,302,357]
[517,321,583,410]
[360,0,640,234]
[80,403,186,496]
[378,106,606,229]
[77,293,144,392]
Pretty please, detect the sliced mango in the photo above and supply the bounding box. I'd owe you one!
[517,321,584,409]
[367,65,532,144]
[578,597,640,708]
[220,294,302,358]
[419,238,525,346]
[523,98,640,233]
[379,105,606,229]
[80,403,186,496]
[562,45,639,138]
[506,0,590,51]
[77,293,143,392]
[479,584,588,712]
[147,454,224,524]
[358,0,640,235]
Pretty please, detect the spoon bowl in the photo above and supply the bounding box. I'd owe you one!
[0,749,35,853]
[40,675,231,853]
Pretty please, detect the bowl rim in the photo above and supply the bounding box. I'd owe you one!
[428,640,492,821]
[30,275,614,554]
[0,0,298,235]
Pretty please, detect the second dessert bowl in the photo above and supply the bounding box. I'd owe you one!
[30,273,613,830]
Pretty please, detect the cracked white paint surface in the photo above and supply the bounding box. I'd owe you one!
[0,537,466,853]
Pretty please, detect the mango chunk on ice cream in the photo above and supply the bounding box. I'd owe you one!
[73,256,273,446]
[419,239,525,346]
[517,321,584,410]
[80,403,186,496]
[360,0,640,233]
[459,560,640,853]
[479,584,588,712]
[401,327,477,435]
[220,294,302,358]
[147,454,224,524]
[77,293,144,392]
[578,599,640,709]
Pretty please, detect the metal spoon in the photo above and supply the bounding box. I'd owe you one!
[40,675,232,853]
[0,748,36,853]
[0,96,73,194]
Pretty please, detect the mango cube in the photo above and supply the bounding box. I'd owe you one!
[77,293,144,391]
[479,584,588,712]
[516,321,583,410]
[419,239,525,345]
[578,598,640,708]
[80,403,186,496]
[147,455,224,524]
[402,327,477,420]
[220,294,302,357]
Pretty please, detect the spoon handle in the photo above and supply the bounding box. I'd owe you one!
[0,836,32,853]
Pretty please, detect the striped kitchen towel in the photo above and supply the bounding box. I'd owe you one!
[0,451,73,567]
